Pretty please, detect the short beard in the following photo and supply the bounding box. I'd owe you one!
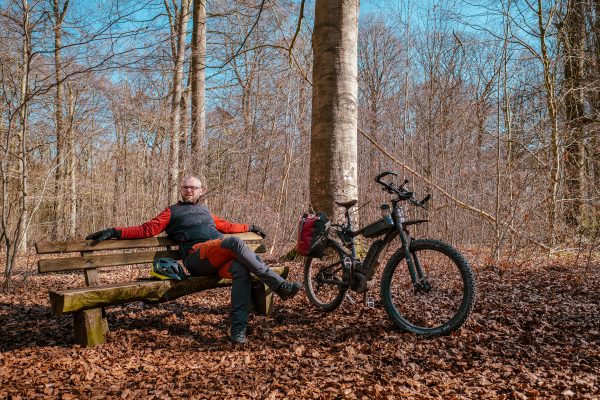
[181,196,200,204]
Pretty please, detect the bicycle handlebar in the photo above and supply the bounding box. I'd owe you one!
[374,171,399,194]
[375,171,397,183]
[374,171,431,209]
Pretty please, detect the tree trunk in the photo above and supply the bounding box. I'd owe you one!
[66,83,77,238]
[593,0,600,221]
[180,82,191,170]
[561,0,586,227]
[310,0,359,222]
[190,0,206,175]
[1,111,13,283]
[498,0,515,260]
[537,0,560,248]
[167,0,191,203]
[6,0,33,283]
[242,84,254,194]
[52,0,69,240]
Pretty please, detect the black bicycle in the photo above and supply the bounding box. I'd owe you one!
[304,171,476,336]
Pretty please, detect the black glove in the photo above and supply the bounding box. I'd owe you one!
[249,225,267,239]
[85,228,119,242]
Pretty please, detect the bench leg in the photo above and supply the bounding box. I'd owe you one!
[250,282,275,316]
[101,307,109,334]
[73,308,107,347]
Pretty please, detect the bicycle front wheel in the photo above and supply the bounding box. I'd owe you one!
[304,241,347,312]
[380,239,476,336]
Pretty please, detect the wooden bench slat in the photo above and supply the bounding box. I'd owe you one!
[35,232,264,254]
[50,266,289,314]
[39,250,181,273]
[38,243,265,273]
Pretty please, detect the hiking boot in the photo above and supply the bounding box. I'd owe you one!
[230,329,247,345]
[275,281,302,301]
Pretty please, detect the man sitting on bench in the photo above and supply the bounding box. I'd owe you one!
[85,175,302,344]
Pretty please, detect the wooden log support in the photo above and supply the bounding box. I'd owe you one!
[248,264,289,316]
[73,308,106,347]
[49,266,288,315]
[82,255,109,340]
[250,283,274,316]
[83,268,99,286]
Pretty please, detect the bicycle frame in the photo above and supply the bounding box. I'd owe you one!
[323,198,429,291]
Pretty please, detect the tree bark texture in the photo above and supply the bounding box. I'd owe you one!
[561,0,586,227]
[167,0,191,203]
[190,0,206,175]
[66,84,77,238]
[594,0,600,208]
[537,0,560,247]
[52,0,69,240]
[16,16,29,255]
[310,0,360,221]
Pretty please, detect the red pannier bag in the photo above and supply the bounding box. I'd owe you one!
[296,212,330,258]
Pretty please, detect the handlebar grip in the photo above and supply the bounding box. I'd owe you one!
[375,171,397,183]
[420,194,431,205]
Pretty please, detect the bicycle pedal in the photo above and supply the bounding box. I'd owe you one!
[364,296,375,309]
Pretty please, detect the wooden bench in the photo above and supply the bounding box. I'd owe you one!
[35,233,288,347]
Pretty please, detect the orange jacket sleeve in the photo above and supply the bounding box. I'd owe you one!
[116,208,172,239]
[212,214,249,234]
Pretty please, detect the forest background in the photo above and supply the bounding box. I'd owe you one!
[1,0,599,286]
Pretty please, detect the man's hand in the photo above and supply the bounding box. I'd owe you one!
[249,225,267,239]
[85,228,119,242]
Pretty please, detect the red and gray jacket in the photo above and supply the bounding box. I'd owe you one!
[116,202,248,257]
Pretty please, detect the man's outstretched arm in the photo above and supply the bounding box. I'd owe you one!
[212,214,266,238]
[86,208,172,242]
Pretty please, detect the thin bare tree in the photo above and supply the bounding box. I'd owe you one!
[190,0,206,174]
[51,0,69,240]
[165,0,191,203]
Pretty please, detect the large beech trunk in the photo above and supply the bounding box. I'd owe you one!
[310,0,360,222]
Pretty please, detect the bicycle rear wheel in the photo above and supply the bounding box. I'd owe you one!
[304,241,347,312]
[380,239,476,336]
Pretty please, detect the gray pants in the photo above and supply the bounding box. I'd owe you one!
[184,237,285,334]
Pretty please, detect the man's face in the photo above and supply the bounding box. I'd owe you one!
[180,178,203,203]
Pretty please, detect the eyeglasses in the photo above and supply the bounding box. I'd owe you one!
[181,186,201,191]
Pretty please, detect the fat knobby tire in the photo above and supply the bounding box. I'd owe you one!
[380,239,476,336]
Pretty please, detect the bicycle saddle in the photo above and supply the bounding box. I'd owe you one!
[335,199,358,208]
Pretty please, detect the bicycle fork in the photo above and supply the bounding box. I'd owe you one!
[396,223,430,292]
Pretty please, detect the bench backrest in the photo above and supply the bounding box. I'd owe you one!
[36,233,264,278]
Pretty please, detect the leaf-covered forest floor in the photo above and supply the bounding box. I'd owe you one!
[1,251,599,399]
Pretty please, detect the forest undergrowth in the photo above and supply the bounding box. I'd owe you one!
[0,250,599,399]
